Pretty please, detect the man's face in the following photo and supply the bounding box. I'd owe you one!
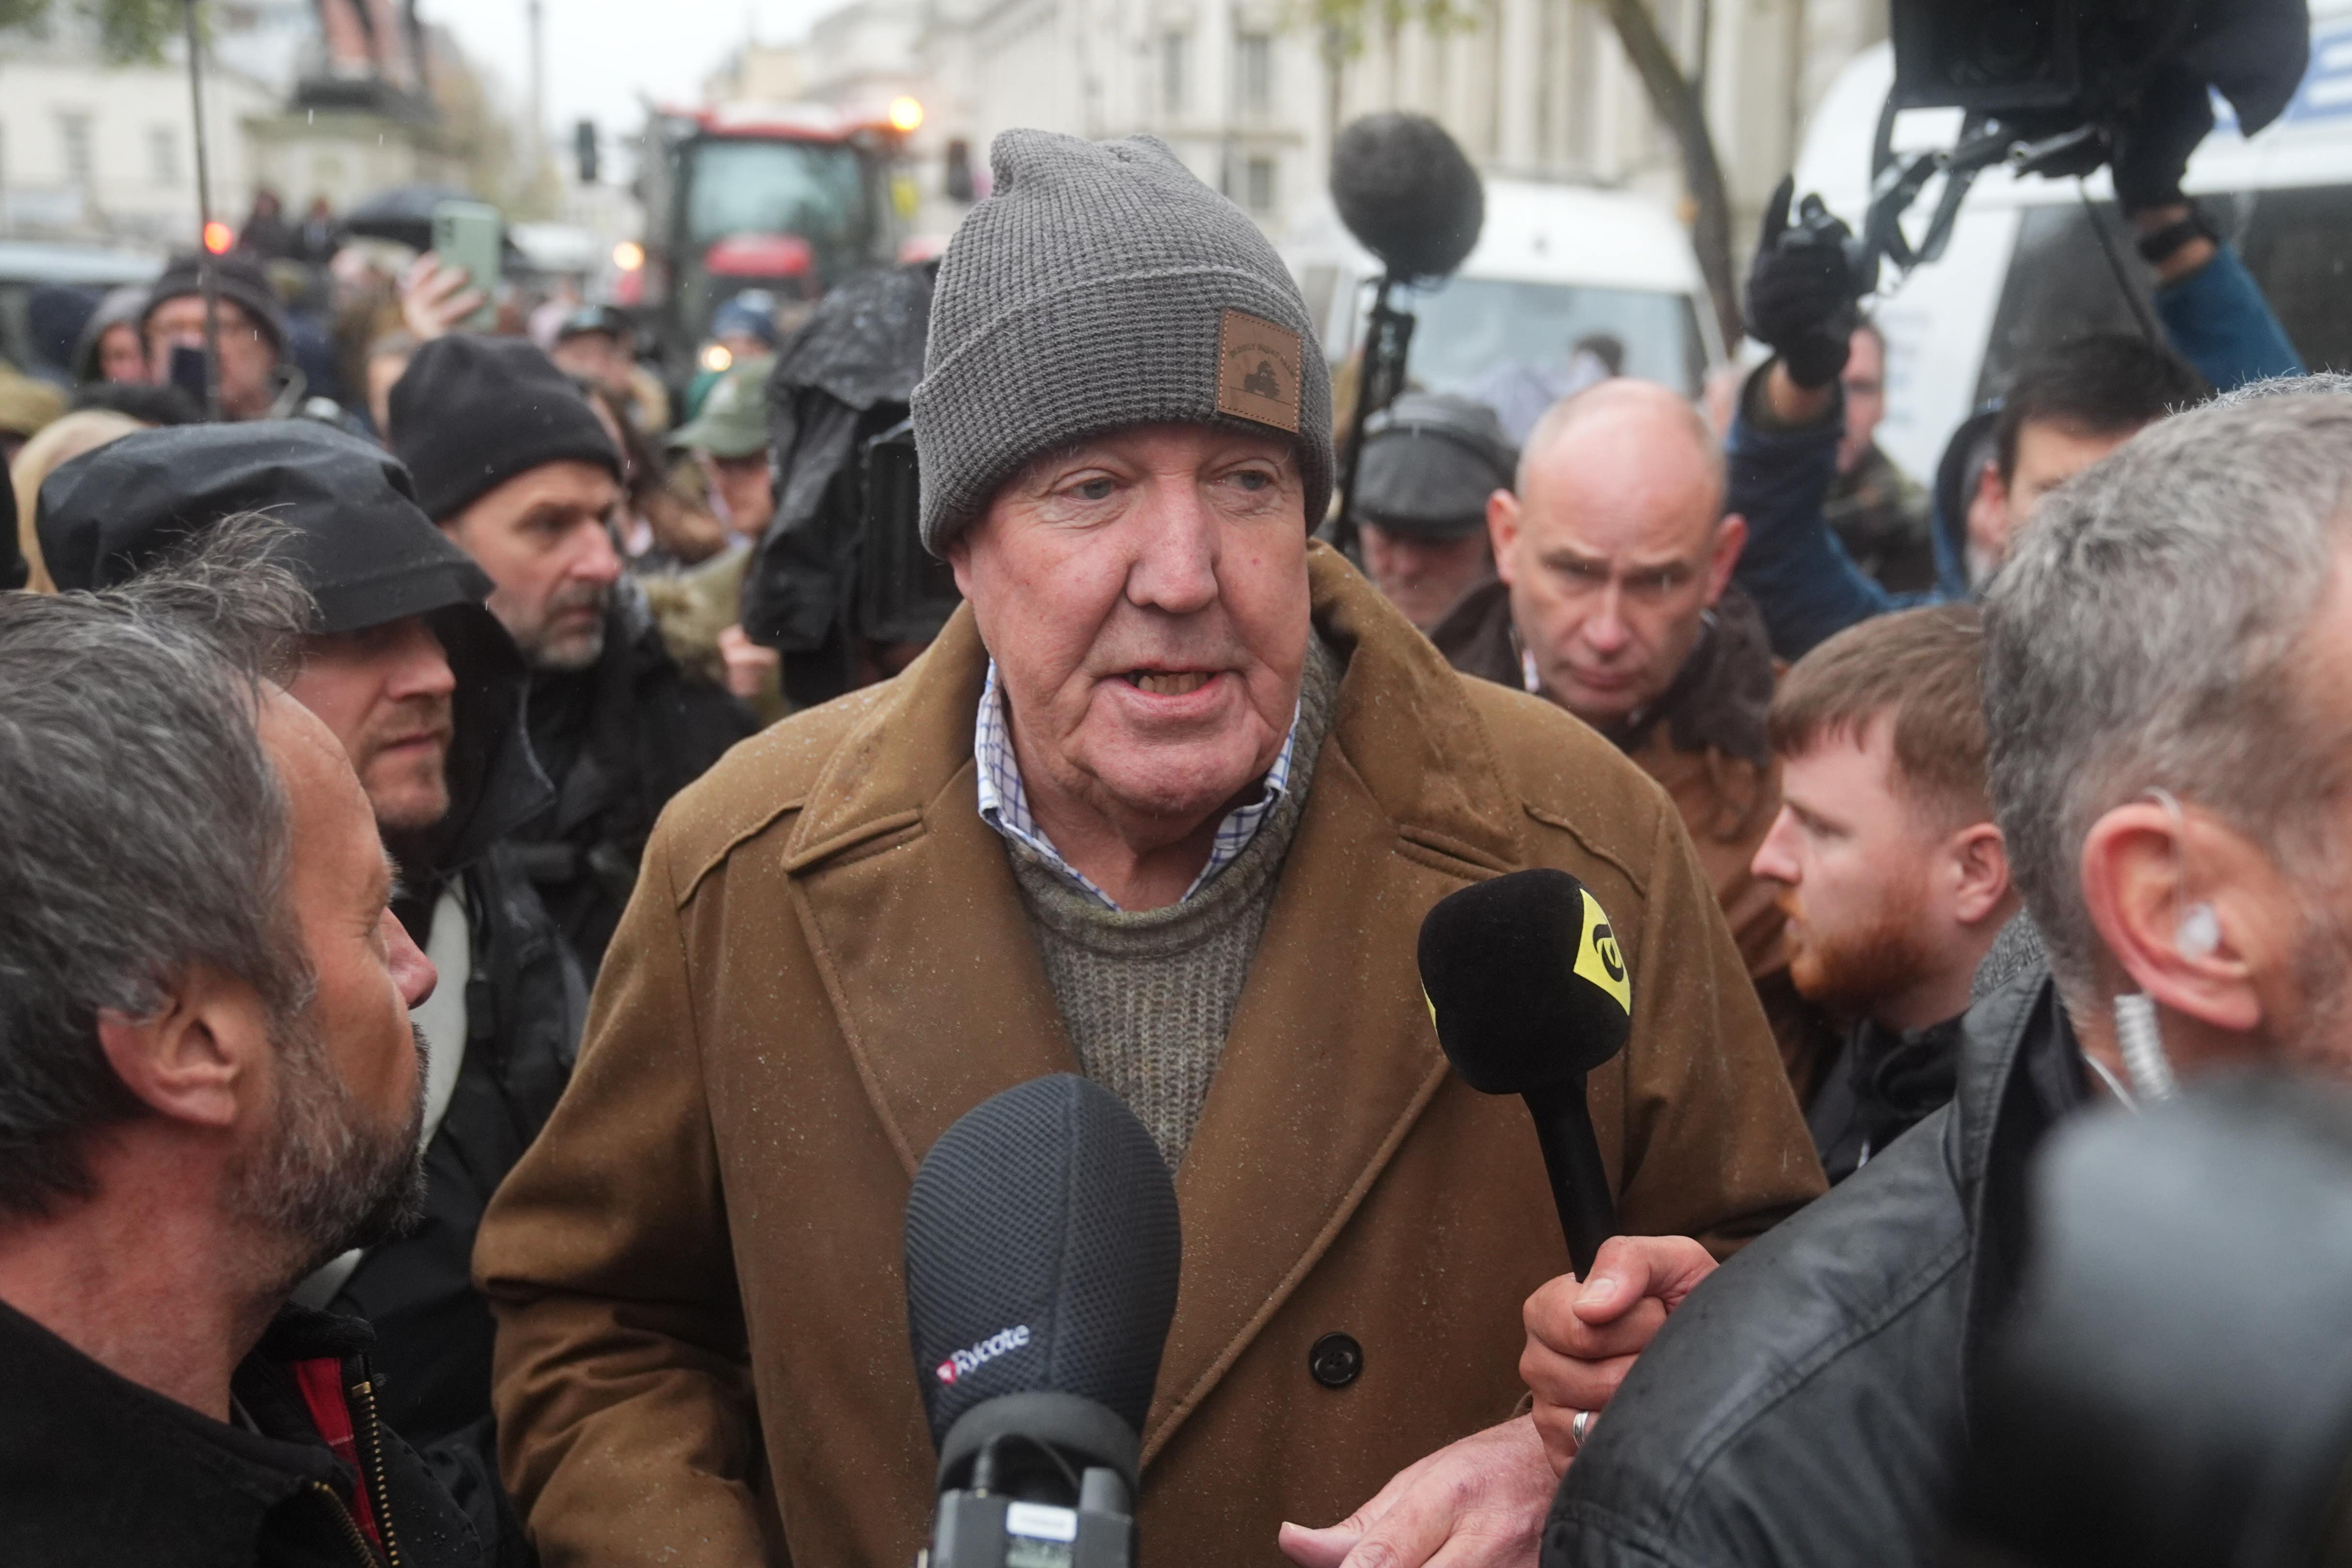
[145,295,278,421]
[1750,719,1945,1025]
[1489,393,1743,727]
[947,423,1311,840]
[98,323,147,384]
[1974,418,2142,576]
[1839,327,1886,476]
[551,330,633,399]
[284,616,457,836]
[242,692,434,1271]
[1359,521,1491,632]
[699,450,774,539]
[441,460,622,671]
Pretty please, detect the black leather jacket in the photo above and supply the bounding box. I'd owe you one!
[1543,968,2090,1568]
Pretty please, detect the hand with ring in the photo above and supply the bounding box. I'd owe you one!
[1520,1234,1720,1475]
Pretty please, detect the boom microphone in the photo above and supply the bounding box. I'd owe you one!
[904,1074,1182,1568]
[1329,112,1485,281]
[1326,113,1485,541]
[1418,869,1633,1276]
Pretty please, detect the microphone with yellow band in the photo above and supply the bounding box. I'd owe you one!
[1417,868,1633,1277]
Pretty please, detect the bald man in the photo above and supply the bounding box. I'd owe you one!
[1433,380,1834,1095]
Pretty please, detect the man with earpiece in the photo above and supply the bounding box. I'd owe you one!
[1302,377,2352,1568]
[1520,378,2352,1568]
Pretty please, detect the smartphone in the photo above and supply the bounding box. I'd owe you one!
[168,343,210,406]
[430,199,503,332]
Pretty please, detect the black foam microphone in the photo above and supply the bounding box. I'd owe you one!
[1328,112,1486,282]
[904,1073,1182,1568]
[1418,869,1633,1277]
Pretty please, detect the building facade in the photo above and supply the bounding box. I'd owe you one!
[0,18,276,245]
[0,0,505,250]
[770,0,1884,264]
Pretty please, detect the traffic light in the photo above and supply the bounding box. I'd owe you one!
[575,119,600,185]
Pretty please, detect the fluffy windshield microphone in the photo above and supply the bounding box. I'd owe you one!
[904,1073,1181,1567]
[1418,869,1633,1276]
[1329,112,1485,281]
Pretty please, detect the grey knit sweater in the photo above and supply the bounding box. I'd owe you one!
[1009,640,1344,1167]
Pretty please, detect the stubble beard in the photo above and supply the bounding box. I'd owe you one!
[230,1013,430,1289]
[2283,894,2352,1079]
[360,698,454,837]
[523,583,610,673]
[1782,884,1943,1027]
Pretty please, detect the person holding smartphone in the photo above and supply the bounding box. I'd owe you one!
[139,250,287,422]
[141,248,362,430]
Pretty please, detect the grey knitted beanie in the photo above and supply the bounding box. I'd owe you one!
[912,130,1334,552]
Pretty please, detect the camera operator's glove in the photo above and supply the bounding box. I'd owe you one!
[2110,64,2213,216]
[1746,176,1862,391]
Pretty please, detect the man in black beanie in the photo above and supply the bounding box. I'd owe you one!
[140,248,294,423]
[37,419,580,1551]
[388,333,754,972]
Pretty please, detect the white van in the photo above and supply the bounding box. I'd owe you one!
[1796,0,2352,483]
[1284,178,1726,405]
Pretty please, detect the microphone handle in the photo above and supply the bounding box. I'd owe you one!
[1521,1078,1618,1279]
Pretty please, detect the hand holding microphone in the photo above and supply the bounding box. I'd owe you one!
[1518,1237,1718,1474]
[1418,870,1716,1474]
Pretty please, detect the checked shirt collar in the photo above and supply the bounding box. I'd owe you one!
[973,659,1302,911]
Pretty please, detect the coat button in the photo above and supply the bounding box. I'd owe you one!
[1309,1332,1363,1388]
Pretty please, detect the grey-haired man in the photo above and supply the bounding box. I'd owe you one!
[0,524,513,1566]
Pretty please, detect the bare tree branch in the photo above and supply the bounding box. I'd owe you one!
[1,0,183,60]
[1591,0,1744,345]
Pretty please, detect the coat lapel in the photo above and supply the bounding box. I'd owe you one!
[1141,549,1529,1463]
[782,550,1535,1467]
[782,608,1077,1174]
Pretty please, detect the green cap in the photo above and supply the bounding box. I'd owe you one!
[670,355,775,460]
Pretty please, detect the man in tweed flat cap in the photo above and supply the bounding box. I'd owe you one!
[479,130,1822,1568]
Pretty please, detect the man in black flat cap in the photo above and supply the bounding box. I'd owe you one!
[388,333,754,973]
[1351,391,1516,634]
[39,420,584,1526]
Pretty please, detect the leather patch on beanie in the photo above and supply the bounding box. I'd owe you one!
[1216,309,1303,433]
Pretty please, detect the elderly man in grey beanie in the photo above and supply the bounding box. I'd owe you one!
[479,130,1821,1568]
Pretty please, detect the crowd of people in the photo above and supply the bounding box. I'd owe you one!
[4,99,2352,1568]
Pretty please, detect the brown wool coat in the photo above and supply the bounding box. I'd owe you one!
[476,544,1826,1568]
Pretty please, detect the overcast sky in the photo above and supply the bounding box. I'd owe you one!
[418,0,835,146]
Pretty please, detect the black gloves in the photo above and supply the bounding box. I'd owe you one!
[2110,64,2214,216]
[1746,176,1864,391]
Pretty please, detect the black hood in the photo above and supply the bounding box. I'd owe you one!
[1930,406,1999,598]
[36,421,550,873]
